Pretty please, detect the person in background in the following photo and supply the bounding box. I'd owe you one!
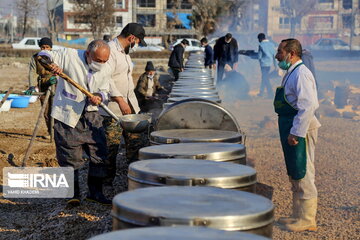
[168,39,189,81]
[200,37,215,69]
[257,33,277,99]
[101,23,147,187]
[38,40,112,206]
[103,34,111,43]
[274,38,321,232]
[135,61,163,113]
[27,37,57,139]
[213,33,238,82]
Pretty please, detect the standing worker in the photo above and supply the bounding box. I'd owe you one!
[200,37,215,69]
[274,38,321,232]
[168,39,189,81]
[213,33,238,82]
[257,33,277,98]
[27,37,57,139]
[38,40,112,206]
[101,23,147,186]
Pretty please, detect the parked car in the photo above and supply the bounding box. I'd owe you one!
[136,44,165,52]
[12,37,64,50]
[310,38,350,51]
[169,38,204,52]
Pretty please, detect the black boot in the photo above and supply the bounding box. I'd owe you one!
[67,169,80,207]
[85,176,112,205]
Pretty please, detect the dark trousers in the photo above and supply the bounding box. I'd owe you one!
[39,94,53,135]
[260,66,273,98]
[217,62,233,82]
[54,111,108,178]
[171,67,181,81]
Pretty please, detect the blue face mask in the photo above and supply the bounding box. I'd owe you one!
[278,54,291,70]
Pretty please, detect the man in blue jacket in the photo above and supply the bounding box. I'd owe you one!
[257,33,277,98]
[200,37,215,69]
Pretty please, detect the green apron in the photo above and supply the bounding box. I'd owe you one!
[273,63,307,180]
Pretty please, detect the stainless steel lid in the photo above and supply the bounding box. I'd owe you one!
[128,159,256,188]
[112,186,274,230]
[89,227,270,240]
[169,93,219,98]
[172,86,217,91]
[139,142,246,162]
[156,98,240,132]
[168,97,221,103]
[171,89,218,94]
[150,129,242,144]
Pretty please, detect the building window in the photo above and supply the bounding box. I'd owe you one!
[342,15,352,28]
[309,16,334,30]
[280,0,287,8]
[115,0,125,9]
[116,16,123,28]
[137,0,155,8]
[343,0,352,9]
[167,0,191,9]
[74,16,89,24]
[137,14,156,27]
[279,17,290,29]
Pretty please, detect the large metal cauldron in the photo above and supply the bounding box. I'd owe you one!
[169,92,220,98]
[128,159,256,191]
[112,186,274,238]
[172,86,217,91]
[139,142,246,165]
[89,227,270,240]
[156,98,240,132]
[150,129,242,144]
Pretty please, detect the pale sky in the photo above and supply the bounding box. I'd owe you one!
[0,0,48,23]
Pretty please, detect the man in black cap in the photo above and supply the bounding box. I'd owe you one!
[100,23,147,187]
[135,61,163,112]
[27,37,57,139]
[168,39,189,81]
[214,33,239,82]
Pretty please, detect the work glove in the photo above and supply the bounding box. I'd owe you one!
[25,86,36,95]
[48,76,57,86]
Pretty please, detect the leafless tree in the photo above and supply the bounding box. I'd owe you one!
[280,0,318,37]
[72,0,115,39]
[47,0,61,42]
[17,0,40,38]
[187,0,249,37]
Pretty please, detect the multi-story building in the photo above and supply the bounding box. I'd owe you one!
[51,0,132,40]
[266,0,360,46]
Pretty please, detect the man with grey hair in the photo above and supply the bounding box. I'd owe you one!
[274,38,320,232]
[37,40,112,206]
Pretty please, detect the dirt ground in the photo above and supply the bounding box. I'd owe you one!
[0,56,359,240]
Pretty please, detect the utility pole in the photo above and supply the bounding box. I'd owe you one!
[10,6,14,43]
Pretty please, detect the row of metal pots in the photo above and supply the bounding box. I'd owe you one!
[91,52,273,240]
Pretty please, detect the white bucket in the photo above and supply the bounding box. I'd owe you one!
[0,99,13,112]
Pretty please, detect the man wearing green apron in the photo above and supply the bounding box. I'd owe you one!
[274,39,321,232]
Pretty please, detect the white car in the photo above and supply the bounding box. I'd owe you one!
[136,45,165,52]
[169,38,204,52]
[309,38,350,51]
[12,37,64,50]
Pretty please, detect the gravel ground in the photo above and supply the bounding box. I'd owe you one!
[0,57,359,239]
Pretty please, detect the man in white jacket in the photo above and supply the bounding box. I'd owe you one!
[101,23,147,186]
[39,40,112,206]
[274,38,321,232]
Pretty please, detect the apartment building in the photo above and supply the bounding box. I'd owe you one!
[266,0,360,46]
[51,0,132,40]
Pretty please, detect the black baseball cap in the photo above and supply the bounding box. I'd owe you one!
[121,23,147,46]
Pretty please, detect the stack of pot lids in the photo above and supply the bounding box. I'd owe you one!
[128,159,256,189]
[111,186,274,231]
[150,129,242,144]
[168,96,221,103]
[139,142,246,164]
[89,227,270,240]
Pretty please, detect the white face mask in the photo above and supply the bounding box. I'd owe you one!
[129,43,139,53]
[147,74,154,79]
[89,60,104,72]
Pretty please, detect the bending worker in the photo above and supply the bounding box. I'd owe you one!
[38,40,112,206]
[274,38,321,232]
